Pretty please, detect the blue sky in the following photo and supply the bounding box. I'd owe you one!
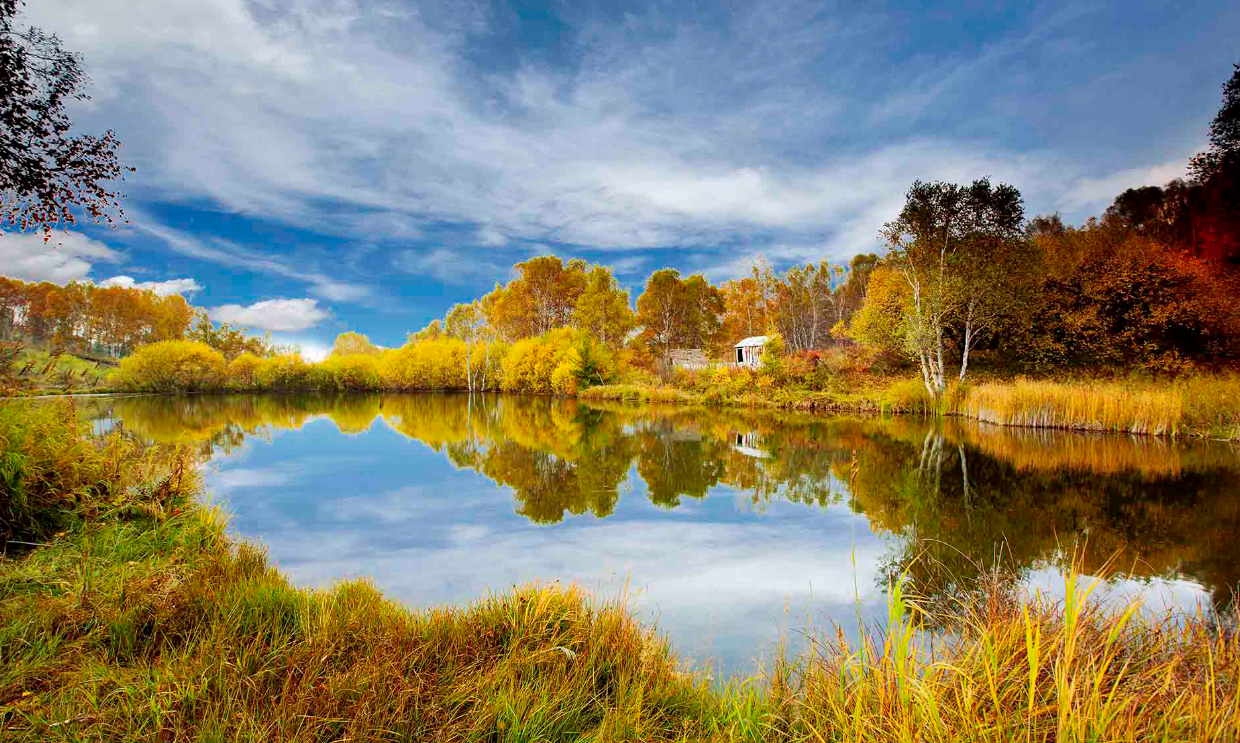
[6,0,1238,356]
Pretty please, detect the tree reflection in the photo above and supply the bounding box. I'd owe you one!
[97,392,1240,609]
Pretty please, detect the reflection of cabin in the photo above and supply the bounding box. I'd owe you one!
[732,431,770,458]
[669,348,709,370]
[733,336,768,368]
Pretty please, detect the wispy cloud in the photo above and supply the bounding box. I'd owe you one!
[25,0,1232,283]
[395,247,507,286]
[133,219,372,302]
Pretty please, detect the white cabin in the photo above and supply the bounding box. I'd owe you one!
[733,335,768,368]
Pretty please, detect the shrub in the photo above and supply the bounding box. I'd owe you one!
[255,354,316,390]
[110,341,226,392]
[380,338,468,390]
[321,354,382,391]
[501,328,576,395]
[226,353,264,390]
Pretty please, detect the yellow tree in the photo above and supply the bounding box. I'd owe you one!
[572,265,635,348]
[482,256,588,341]
[331,331,381,357]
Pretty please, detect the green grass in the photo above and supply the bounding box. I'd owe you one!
[2,400,1237,741]
[8,348,115,395]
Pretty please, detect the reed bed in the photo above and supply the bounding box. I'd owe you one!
[789,568,1239,742]
[579,383,704,405]
[2,400,1237,741]
[961,376,1240,440]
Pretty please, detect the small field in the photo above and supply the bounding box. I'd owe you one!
[6,347,115,394]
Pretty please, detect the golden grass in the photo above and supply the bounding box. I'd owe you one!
[961,376,1240,440]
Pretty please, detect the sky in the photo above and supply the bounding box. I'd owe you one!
[5,0,1239,356]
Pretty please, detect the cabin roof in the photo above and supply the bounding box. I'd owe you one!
[733,335,769,348]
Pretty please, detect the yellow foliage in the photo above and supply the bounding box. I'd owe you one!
[109,340,227,392]
[255,354,317,390]
[320,353,382,391]
[226,353,264,390]
[379,338,468,390]
[501,328,577,394]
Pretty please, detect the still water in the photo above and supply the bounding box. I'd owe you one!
[89,392,1240,677]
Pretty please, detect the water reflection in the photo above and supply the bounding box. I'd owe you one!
[86,392,1240,672]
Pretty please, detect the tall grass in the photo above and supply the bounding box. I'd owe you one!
[0,400,197,546]
[790,565,1238,741]
[962,376,1240,439]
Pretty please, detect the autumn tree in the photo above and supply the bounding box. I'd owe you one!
[483,256,588,341]
[331,331,381,357]
[882,178,1028,395]
[408,318,443,343]
[835,253,879,327]
[572,265,636,348]
[0,275,27,339]
[187,309,271,361]
[1,0,132,240]
[720,275,767,344]
[768,261,844,353]
[635,269,722,358]
[849,265,911,355]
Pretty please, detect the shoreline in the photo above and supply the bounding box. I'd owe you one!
[18,373,1240,442]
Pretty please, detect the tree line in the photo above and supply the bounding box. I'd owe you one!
[0,277,194,356]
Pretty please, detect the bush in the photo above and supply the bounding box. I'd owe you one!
[321,354,382,391]
[255,354,317,390]
[110,341,226,392]
[502,328,575,395]
[380,338,468,390]
[226,353,264,390]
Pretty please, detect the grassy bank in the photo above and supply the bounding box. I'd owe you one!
[1,399,1237,741]
[583,374,1240,441]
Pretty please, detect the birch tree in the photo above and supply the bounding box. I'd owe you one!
[882,178,1026,397]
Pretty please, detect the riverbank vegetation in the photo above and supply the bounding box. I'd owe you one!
[2,399,1237,740]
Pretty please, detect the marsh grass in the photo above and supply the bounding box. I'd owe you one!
[962,376,1240,439]
[1,400,1237,741]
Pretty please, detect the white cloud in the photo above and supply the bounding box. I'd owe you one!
[210,298,331,332]
[0,232,122,283]
[99,274,203,296]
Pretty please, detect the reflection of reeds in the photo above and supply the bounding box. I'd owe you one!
[946,419,1240,477]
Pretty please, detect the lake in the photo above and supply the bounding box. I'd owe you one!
[85,392,1240,678]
